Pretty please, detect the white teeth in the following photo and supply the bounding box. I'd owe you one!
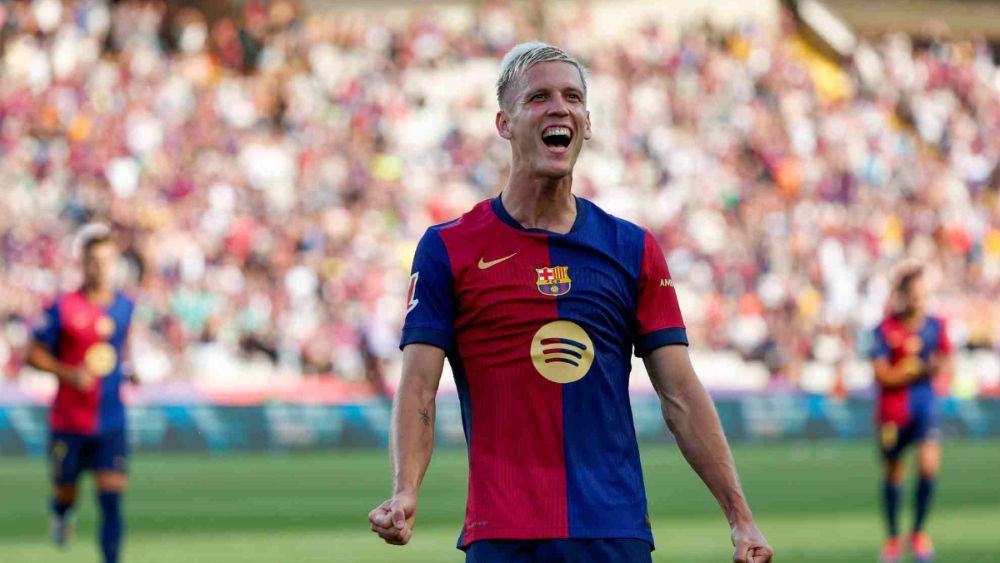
[543,127,572,138]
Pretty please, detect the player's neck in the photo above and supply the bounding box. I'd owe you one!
[898,310,925,328]
[83,284,115,306]
[500,174,576,234]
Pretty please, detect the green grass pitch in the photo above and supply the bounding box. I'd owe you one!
[1,440,997,562]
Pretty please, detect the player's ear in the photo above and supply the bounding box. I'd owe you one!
[496,110,513,140]
[583,110,592,141]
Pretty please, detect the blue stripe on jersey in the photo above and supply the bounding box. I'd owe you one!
[919,317,943,362]
[450,347,473,456]
[910,316,944,418]
[548,201,654,546]
[451,345,473,549]
[98,293,135,433]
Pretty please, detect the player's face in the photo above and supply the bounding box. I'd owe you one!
[83,241,117,291]
[900,275,926,316]
[497,61,592,179]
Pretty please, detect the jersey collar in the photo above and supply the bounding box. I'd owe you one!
[490,194,589,235]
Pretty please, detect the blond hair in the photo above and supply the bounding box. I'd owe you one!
[496,42,588,111]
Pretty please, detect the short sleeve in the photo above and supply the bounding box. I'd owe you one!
[634,230,687,357]
[32,301,61,354]
[399,228,456,352]
[870,325,891,360]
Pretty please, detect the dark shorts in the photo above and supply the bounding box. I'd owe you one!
[878,415,940,460]
[49,430,128,486]
[465,539,652,563]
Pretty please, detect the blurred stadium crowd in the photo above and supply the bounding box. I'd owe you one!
[1,0,999,396]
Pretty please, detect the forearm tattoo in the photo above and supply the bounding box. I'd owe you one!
[419,408,430,427]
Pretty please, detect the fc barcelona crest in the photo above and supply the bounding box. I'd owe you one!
[536,266,572,297]
[96,316,116,339]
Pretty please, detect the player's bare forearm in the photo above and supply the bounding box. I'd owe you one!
[26,341,74,383]
[369,343,445,545]
[645,345,773,561]
[390,343,446,496]
[644,345,751,524]
[874,357,926,388]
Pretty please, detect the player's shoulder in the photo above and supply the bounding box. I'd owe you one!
[38,291,88,325]
[423,217,462,237]
[41,292,66,310]
[48,290,87,311]
[874,316,898,336]
[925,314,947,331]
[420,199,496,239]
[114,290,137,308]
[578,197,652,245]
[111,291,137,321]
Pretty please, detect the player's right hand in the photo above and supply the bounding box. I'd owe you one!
[68,367,96,391]
[900,356,924,377]
[368,491,417,545]
[731,519,773,562]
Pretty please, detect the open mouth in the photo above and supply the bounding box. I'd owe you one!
[542,126,572,149]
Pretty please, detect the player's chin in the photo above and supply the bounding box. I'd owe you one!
[537,156,577,178]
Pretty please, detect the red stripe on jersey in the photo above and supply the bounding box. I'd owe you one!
[636,230,684,334]
[438,202,569,544]
[879,387,911,426]
[876,318,912,426]
[50,292,103,434]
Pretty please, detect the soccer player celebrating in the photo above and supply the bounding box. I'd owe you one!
[369,43,773,563]
[27,224,136,563]
[872,264,951,563]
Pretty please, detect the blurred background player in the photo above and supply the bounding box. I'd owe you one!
[871,263,952,563]
[27,224,137,563]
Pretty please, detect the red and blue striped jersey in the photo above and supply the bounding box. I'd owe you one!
[870,315,951,426]
[33,291,135,435]
[401,196,686,548]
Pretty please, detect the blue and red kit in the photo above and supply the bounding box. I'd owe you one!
[34,291,135,481]
[401,196,686,550]
[870,315,950,458]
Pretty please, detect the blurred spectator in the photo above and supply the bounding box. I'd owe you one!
[1,0,999,396]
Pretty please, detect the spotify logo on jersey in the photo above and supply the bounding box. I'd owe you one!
[530,320,595,384]
[84,343,117,377]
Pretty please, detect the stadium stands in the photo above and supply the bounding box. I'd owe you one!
[1,0,998,398]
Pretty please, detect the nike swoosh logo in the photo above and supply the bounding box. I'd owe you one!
[478,253,517,269]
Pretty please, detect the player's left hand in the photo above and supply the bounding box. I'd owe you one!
[731,519,773,563]
[368,490,417,546]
